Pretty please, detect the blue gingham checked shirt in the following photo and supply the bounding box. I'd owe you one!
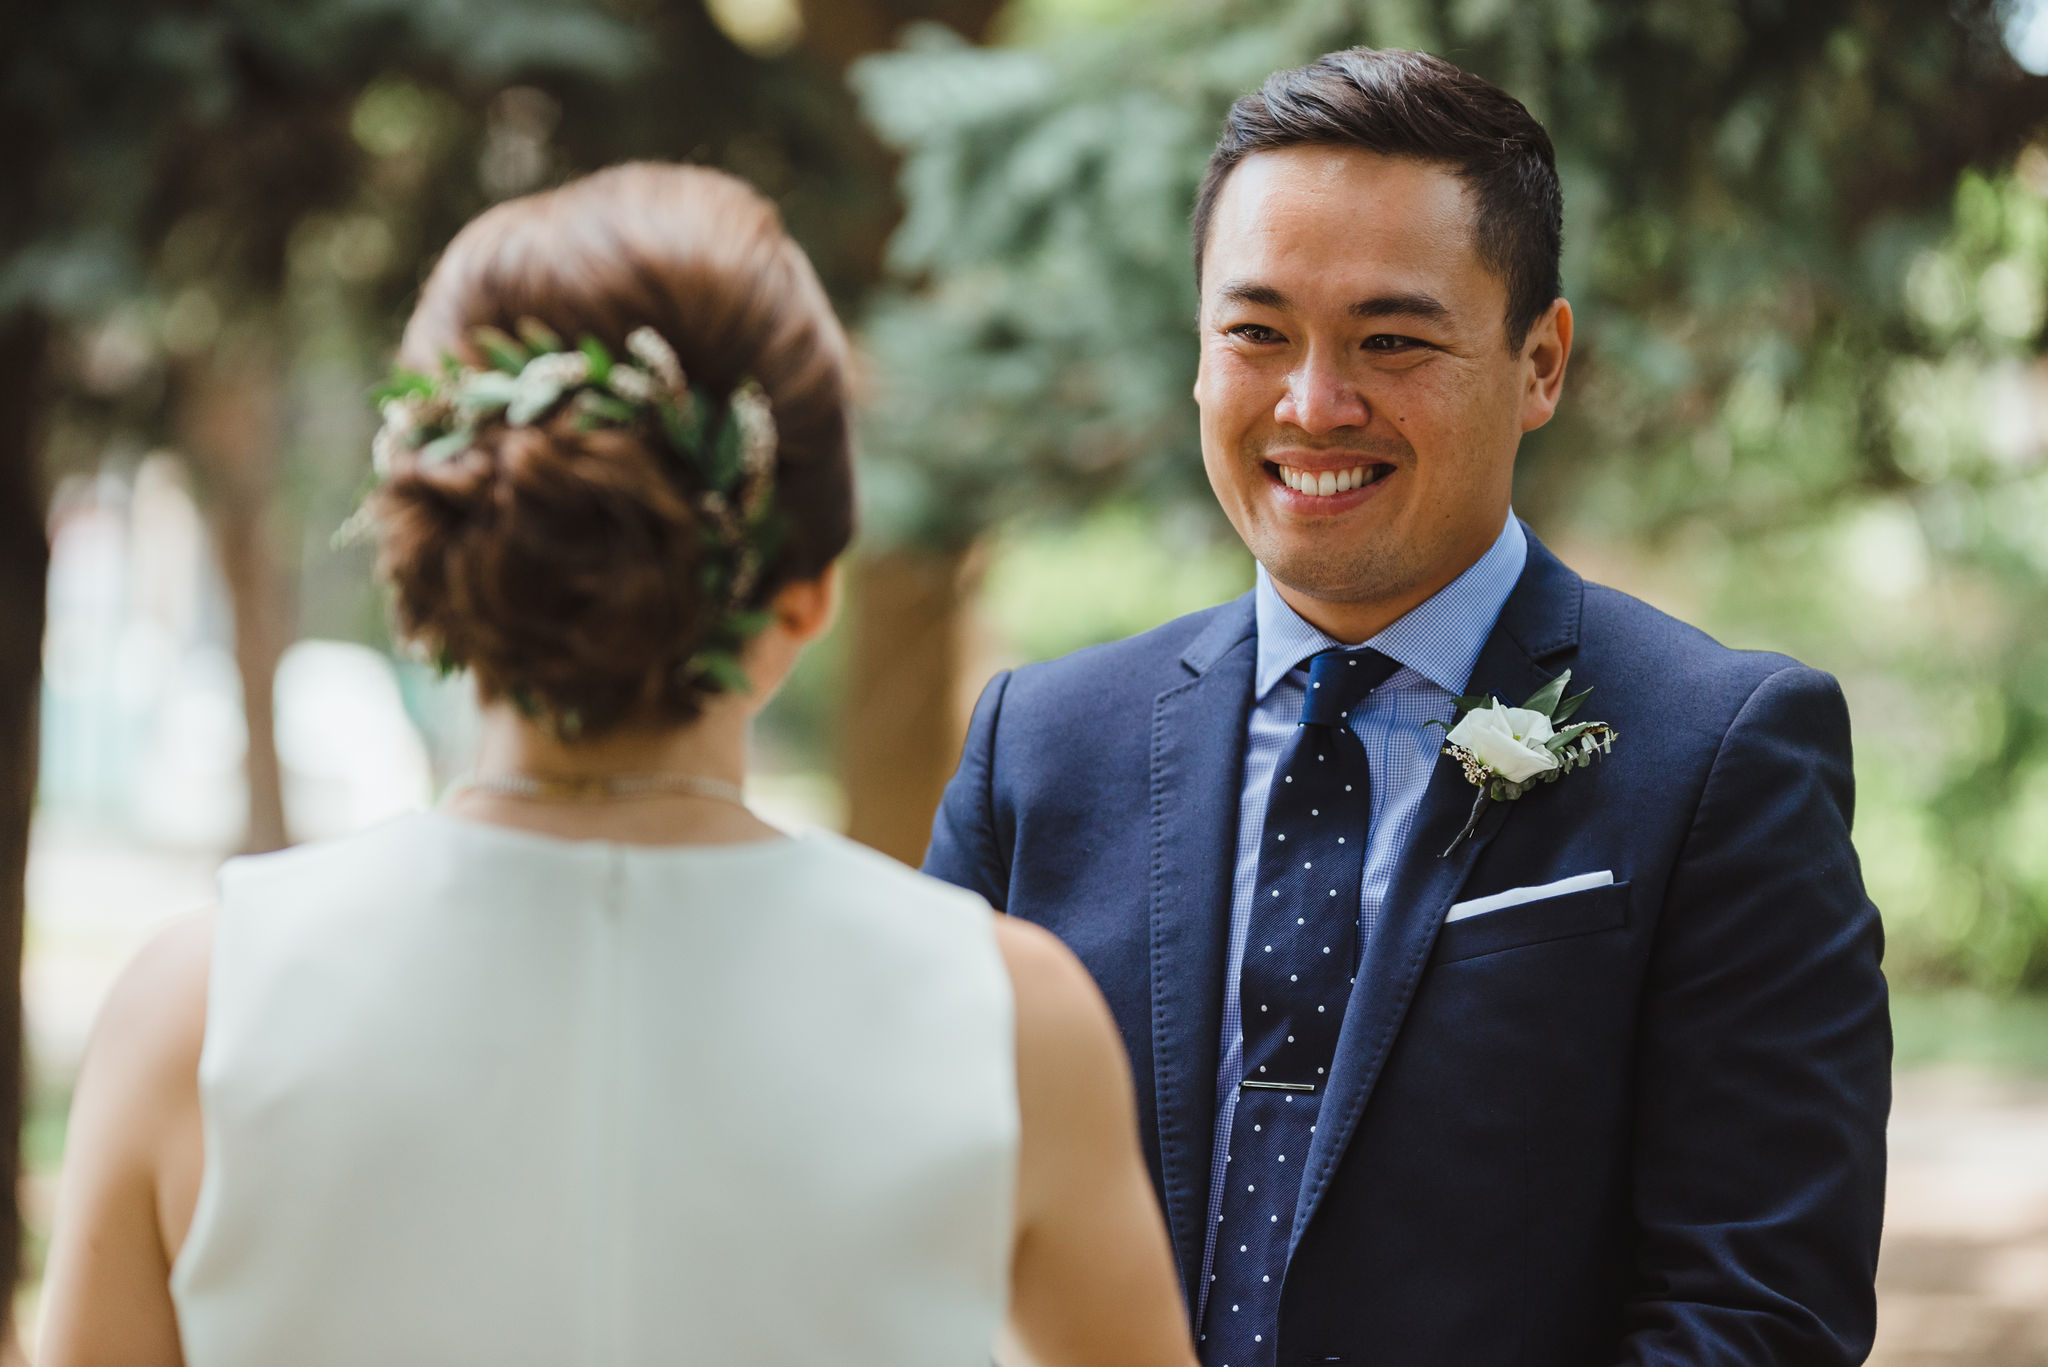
[1195,514,1528,1318]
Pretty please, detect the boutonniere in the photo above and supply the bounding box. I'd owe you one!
[1426,670,1617,857]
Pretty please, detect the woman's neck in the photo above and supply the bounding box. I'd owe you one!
[442,694,786,847]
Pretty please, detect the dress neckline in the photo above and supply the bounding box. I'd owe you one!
[417,806,806,858]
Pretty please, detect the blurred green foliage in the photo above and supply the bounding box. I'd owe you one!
[7,0,907,628]
[1892,988,2048,1073]
[1659,167,2048,992]
[5,0,903,320]
[852,0,2048,988]
[980,503,1251,660]
[5,1,638,320]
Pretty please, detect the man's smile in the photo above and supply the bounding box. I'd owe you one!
[1261,457,1398,511]
[1268,460,1396,496]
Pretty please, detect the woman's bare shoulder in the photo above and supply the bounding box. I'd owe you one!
[38,909,215,1367]
[988,921,1199,1366]
[991,915,1119,1057]
[990,914,1134,1147]
[85,909,214,1129]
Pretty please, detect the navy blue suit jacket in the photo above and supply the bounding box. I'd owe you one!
[925,531,1889,1366]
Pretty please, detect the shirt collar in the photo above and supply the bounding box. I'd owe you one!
[1253,514,1529,700]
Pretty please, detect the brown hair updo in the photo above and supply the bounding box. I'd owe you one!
[371,162,853,736]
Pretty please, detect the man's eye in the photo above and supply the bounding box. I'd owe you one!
[1229,324,1285,344]
[1364,334,1427,353]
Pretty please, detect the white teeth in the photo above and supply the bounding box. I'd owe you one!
[1279,463,1383,497]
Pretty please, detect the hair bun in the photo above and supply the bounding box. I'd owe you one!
[370,162,853,735]
[375,416,709,734]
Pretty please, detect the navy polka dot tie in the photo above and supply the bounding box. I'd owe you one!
[1199,647,1399,1367]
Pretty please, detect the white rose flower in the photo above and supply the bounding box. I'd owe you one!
[1444,702,1561,784]
[1497,706,1555,745]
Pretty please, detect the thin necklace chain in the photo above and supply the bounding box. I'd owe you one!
[454,771,748,807]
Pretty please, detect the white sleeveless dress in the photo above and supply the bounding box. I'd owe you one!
[170,811,1018,1366]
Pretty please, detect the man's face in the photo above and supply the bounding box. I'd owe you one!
[1194,145,1569,631]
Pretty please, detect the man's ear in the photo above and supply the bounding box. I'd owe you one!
[771,562,840,645]
[1519,297,1573,434]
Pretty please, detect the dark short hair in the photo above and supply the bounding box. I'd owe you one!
[1194,47,1563,350]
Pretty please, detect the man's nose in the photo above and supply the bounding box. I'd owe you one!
[1274,352,1370,434]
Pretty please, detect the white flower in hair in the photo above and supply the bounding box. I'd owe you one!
[729,380,778,514]
[625,326,688,396]
[606,365,658,403]
[347,321,785,708]
[507,350,592,425]
[371,397,421,477]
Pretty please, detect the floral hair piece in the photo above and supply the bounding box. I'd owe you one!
[346,318,783,710]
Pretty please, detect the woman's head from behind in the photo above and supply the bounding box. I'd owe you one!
[371,162,852,741]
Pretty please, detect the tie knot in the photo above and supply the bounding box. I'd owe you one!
[1298,647,1399,728]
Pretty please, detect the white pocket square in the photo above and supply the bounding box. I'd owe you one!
[1445,870,1615,923]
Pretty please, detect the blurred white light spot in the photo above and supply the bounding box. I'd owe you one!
[352,79,436,159]
[1905,252,1968,333]
[1981,359,2048,470]
[131,646,249,850]
[2009,0,2048,74]
[706,0,803,57]
[275,641,433,842]
[81,316,155,396]
[1980,258,2045,342]
[479,87,559,200]
[1841,502,1929,602]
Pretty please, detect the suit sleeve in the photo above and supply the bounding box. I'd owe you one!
[921,668,1013,911]
[1620,666,1890,1366]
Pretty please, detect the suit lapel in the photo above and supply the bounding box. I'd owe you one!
[1290,532,1585,1250]
[1149,594,1257,1303]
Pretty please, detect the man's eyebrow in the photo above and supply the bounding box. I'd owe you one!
[1212,280,1453,323]
[1214,280,1289,309]
[1348,291,1452,322]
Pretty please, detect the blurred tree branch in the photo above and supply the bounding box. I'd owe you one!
[174,324,295,853]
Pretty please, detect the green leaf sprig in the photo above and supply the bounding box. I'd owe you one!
[347,319,784,725]
[1427,669,1618,857]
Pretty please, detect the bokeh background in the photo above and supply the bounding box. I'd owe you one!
[6,0,2048,1360]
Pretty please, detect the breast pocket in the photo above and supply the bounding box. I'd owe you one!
[1431,880,1631,965]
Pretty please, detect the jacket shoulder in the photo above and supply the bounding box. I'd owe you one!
[1573,579,1838,735]
[964,596,1254,775]
[1000,596,1252,706]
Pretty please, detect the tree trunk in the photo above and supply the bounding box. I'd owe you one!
[795,0,1006,862]
[840,547,981,865]
[177,331,293,854]
[0,308,50,1347]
